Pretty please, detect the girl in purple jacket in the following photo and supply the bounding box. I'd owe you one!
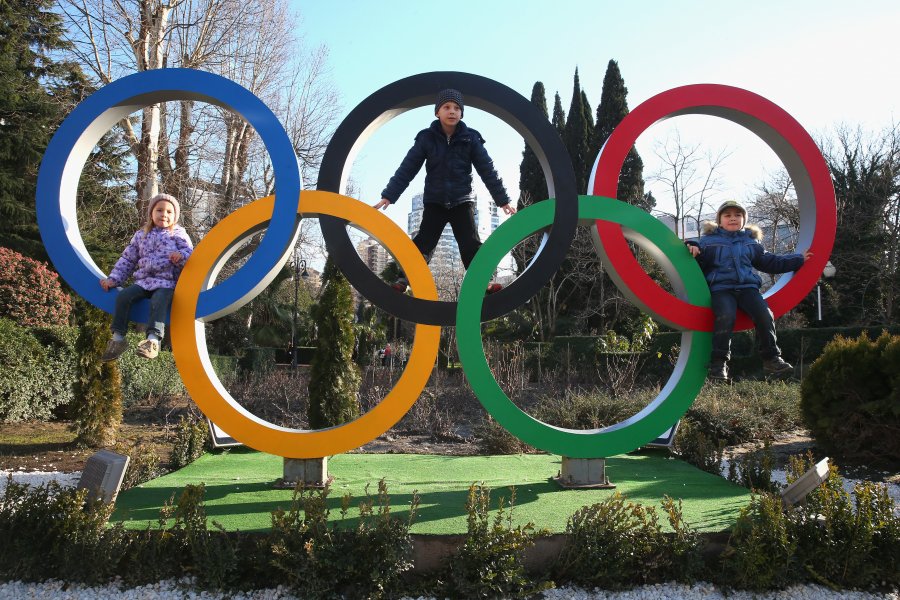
[99,193,193,361]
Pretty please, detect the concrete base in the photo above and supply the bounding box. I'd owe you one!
[554,456,615,489]
[275,457,332,489]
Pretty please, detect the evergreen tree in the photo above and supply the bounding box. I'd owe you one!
[824,130,897,325]
[581,89,595,135]
[591,60,648,209]
[564,68,593,193]
[72,300,122,447]
[517,82,549,208]
[0,0,128,262]
[552,93,566,140]
[308,259,361,429]
[0,1,73,258]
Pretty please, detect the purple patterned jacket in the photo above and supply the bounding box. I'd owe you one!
[108,226,194,290]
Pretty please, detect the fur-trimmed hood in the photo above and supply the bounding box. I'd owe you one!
[701,221,763,240]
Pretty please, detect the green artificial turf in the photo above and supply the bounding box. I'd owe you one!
[112,450,752,534]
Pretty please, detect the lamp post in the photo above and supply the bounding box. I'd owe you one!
[291,254,309,370]
[817,260,836,321]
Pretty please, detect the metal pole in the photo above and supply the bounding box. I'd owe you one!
[292,252,299,370]
[817,284,822,321]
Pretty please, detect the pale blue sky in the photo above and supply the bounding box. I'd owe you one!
[292,0,900,233]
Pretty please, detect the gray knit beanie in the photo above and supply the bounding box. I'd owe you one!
[435,89,464,117]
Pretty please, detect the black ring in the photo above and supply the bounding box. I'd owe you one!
[317,71,578,326]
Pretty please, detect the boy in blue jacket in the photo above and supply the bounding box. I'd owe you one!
[374,89,516,293]
[686,200,811,382]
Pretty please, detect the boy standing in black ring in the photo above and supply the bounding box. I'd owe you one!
[374,88,516,293]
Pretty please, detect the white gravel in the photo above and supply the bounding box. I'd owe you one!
[0,580,896,600]
[0,470,81,494]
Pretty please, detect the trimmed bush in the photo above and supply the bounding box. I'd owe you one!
[0,246,72,327]
[171,415,209,469]
[0,320,239,421]
[445,484,548,599]
[720,456,900,589]
[555,492,705,588]
[269,479,418,599]
[0,318,75,421]
[800,331,900,463]
[0,480,128,584]
[72,302,122,446]
[308,259,360,429]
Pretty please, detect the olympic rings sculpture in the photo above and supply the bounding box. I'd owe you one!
[36,69,836,459]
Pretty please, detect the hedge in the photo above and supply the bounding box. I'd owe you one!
[522,326,900,380]
[0,321,239,422]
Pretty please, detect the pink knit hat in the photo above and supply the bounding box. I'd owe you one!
[147,193,180,223]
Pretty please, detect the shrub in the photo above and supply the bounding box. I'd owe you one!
[555,492,704,588]
[786,454,900,589]
[726,441,780,494]
[686,380,803,447]
[72,301,122,446]
[0,246,72,326]
[269,479,418,599]
[445,484,550,599]
[0,318,75,421]
[0,480,128,583]
[720,454,900,590]
[114,440,164,489]
[674,419,724,475]
[801,331,900,463]
[720,491,797,589]
[474,416,534,455]
[532,388,649,429]
[171,415,209,469]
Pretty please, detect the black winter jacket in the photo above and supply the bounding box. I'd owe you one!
[686,222,804,293]
[381,120,511,208]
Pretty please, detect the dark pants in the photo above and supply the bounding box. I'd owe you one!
[710,288,780,363]
[111,284,174,339]
[412,202,482,268]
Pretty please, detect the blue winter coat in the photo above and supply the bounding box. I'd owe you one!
[686,223,804,293]
[381,120,511,208]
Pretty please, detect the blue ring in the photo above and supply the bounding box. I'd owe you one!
[36,68,301,322]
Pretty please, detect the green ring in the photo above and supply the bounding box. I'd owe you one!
[456,196,712,457]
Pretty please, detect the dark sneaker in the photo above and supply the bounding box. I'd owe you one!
[391,277,409,293]
[135,339,160,359]
[763,357,793,376]
[486,282,503,294]
[707,361,729,382]
[101,339,128,362]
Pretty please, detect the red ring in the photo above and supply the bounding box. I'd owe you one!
[591,84,836,331]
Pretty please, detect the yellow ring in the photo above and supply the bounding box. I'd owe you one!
[171,190,440,458]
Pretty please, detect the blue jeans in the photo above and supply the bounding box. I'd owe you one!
[111,285,174,339]
[710,288,780,363]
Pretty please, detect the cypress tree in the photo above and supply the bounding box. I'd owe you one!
[518,82,549,208]
[308,258,361,429]
[72,300,122,447]
[564,69,593,193]
[592,60,647,209]
[552,93,566,140]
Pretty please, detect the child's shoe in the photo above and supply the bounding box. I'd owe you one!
[707,360,729,383]
[763,357,793,376]
[101,339,128,362]
[135,338,160,359]
[486,282,503,294]
[391,277,409,293]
